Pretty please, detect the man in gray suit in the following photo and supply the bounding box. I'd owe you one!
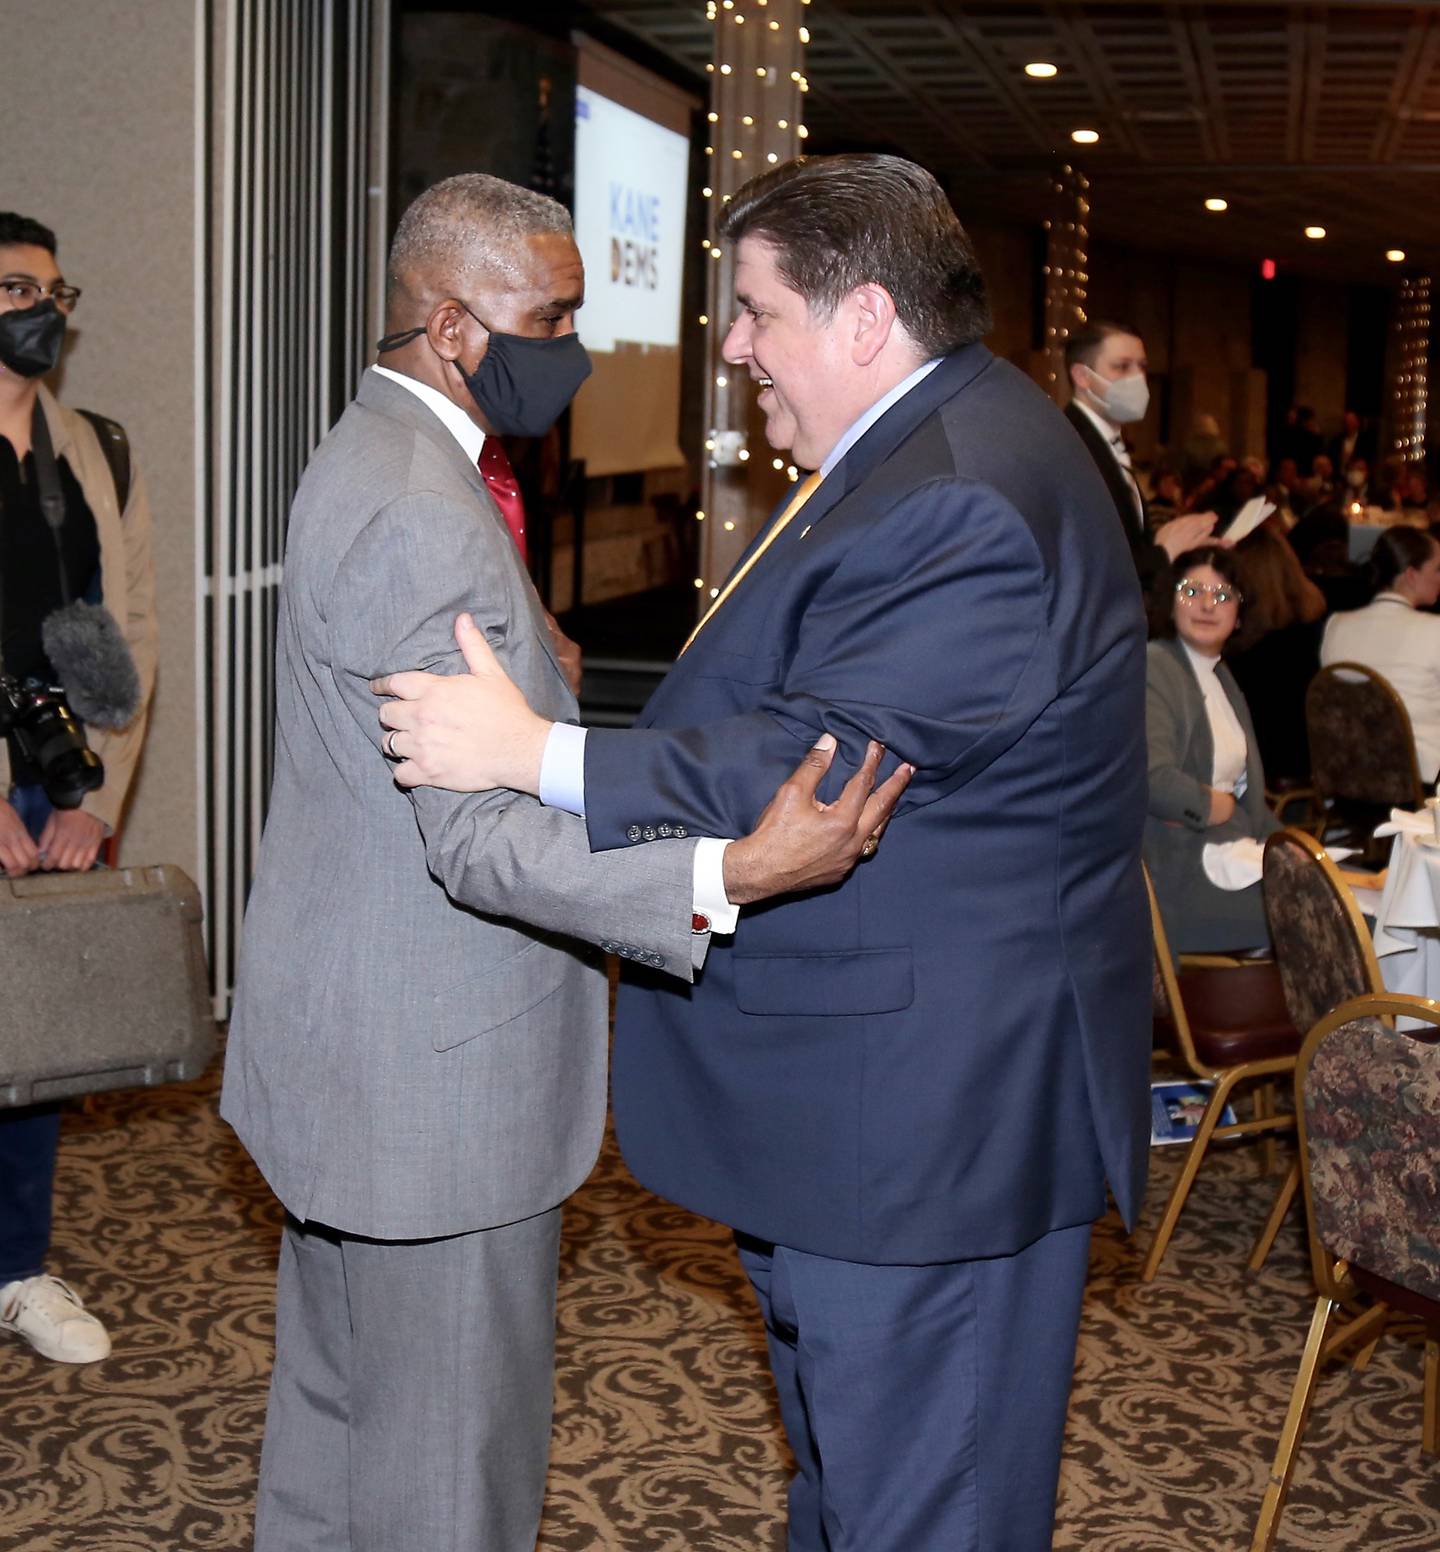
[221,174,903,1552]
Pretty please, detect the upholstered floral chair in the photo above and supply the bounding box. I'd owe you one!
[1250,991,1440,1552]
[1250,828,1387,1268]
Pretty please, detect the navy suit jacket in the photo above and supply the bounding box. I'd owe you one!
[587,344,1152,1265]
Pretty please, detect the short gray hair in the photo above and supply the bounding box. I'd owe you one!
[386,174,571,302]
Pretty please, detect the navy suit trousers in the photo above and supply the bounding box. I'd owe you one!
[736,1221,1093,1552]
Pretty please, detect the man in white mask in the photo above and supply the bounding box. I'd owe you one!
[1064,320,1215,588]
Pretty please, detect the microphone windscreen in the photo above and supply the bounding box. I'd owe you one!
[40,601,142,731]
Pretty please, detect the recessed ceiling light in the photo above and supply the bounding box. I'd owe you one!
[1204,197,1228,212]
[1024,62,1058,79]
[1304,225,1326,240]
[1071,128,1100,144]
[1387,248,1407,262]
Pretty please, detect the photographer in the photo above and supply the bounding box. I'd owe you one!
[0,212,156,1363]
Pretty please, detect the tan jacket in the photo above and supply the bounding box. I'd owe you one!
[1,385,158,833]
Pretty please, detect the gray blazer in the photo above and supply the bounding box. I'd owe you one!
[1144,637,1279,953]
[222,369,698,1240]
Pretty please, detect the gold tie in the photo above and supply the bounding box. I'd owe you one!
[680,471,823,655]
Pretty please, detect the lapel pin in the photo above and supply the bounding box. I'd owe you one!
[798,523,812,539]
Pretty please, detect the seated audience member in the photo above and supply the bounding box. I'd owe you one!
[1304,453,1336,508]
[1341,457,1379,510]
[1289,502,1369,614]
[1272,456,1302,517]
[1321,525,1440,782]
[1145,546,1278,953]
[1226,521,1327,785]
[1329,409,1374,474]
[1400,466,1430,512]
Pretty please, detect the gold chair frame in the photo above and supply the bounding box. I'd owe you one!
[1142,866,1299,1283]
[1247,827,1387,1272]
[1250,992,1440,1552]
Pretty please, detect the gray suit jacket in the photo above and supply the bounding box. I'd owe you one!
[222,369,698,1240]
[1144,637,1279,952]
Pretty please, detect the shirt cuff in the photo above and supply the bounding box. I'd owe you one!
[538,721,588,815]
[693,838,740,936]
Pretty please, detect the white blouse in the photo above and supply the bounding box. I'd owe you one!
[1182,641,1248,798]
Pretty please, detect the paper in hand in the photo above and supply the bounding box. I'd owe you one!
[1220,496,1275,544]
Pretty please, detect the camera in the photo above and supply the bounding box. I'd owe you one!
[0,673,104,809]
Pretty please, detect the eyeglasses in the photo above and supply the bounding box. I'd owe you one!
[1175,579,1242,607]
[1,279,82,314]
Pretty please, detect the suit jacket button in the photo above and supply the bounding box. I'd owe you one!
[650,953,665,968]
[643,826,658,841]
[626,825,642,842]
[600,940,615,954]
[674,825,688,839]
[658,823,673,838]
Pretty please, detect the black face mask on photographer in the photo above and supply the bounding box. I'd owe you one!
[377,303,592,439]
[0,297,67,378]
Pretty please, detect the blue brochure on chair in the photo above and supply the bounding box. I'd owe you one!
[1150,1080,1237,1147]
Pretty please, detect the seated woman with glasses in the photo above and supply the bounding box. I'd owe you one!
[1320,525,1440,784]
[1145,545,1279,953]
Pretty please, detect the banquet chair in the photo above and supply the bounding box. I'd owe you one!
[1250,828,1387,1269]
[1142,866,1303,1282]
[1306,663,1425,855]
[1249,992,1440,1552]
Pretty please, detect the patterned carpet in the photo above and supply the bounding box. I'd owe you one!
[2,1047,1437,1552]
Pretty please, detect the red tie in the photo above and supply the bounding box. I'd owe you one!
[478,438,527,563]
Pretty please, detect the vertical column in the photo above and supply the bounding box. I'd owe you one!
[1041,164,1089,404]
[1390,273,1431,459]
[694,0,807,617]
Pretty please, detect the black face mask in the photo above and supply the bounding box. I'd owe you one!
[0,298,67,379]
[377,304,592,438]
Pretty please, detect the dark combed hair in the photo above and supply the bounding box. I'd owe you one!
[0,213,57,254]
[1063,319,1140,374]
[717,154,991,357]
[1367,524,1437,595]
[1148,543,1244,641]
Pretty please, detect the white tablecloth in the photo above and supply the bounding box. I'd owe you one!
[1366,831,1440,1019]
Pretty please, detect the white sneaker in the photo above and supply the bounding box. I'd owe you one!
[0,1275,111,1363]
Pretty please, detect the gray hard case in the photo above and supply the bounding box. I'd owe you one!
[0,864,216,1107]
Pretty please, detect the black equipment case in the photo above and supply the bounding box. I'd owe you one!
[0,864,215,1107]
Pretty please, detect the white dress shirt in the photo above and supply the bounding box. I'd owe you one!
[1071,395,1145,527]
[1181,642,1248,798]
[1321,591,1440,781]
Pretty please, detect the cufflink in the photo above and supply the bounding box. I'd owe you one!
[692,912,711,935]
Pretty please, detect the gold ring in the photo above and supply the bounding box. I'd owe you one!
[860,836,879,859]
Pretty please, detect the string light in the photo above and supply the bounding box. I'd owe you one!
[697,0,807,618]
[1043,165,1089,400]
[1393,275,1431,456]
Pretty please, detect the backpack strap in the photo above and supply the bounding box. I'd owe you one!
[77,408,132,513]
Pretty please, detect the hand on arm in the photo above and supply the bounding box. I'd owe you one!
[723,735,912,904]
[0,798,40,876]
[373,612,552,795]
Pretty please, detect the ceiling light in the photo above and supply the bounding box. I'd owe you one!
[1387,248,1407,262]
[1204,197,1228,212]
[1304,225,1326,240]
[1070,128,1100,145]
[1024,62,1058,79]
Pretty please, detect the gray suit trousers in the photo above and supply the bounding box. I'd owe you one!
[254,1208,563,1552]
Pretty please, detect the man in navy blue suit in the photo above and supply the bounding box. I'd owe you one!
[376,155,1151,1552]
